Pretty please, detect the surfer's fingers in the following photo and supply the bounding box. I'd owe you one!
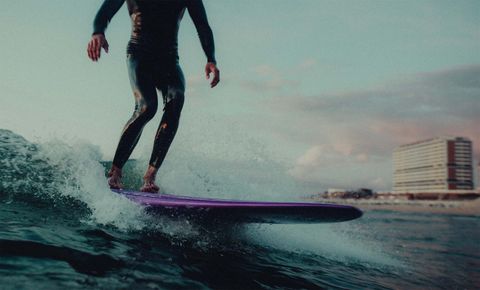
[205,66,210,79]
[87,41,92,60]
[211,68,220,88]
[90,39,97,61]
[88,40,96,61]
[93,38,101,61]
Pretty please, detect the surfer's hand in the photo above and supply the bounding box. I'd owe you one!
[205,62,220,88]
[87,34,109,62]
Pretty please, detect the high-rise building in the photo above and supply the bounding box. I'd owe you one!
[393,137,474,193]
[477,162,480,191]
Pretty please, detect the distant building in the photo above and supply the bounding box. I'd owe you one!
[477,162,480,191]
[323,188,374,199]
[393,137,474,193]
[327,188,346,194]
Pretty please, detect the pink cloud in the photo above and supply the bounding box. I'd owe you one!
[262,64,480,158]
[255,64,480,190]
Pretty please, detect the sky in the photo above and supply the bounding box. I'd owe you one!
[0,0,479,191]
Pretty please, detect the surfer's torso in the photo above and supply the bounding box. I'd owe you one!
[93,0,216,62]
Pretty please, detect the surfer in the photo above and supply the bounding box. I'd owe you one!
[87,0,219,192]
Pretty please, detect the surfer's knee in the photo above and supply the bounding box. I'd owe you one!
[143,105,157,120]
[164,91,184,117]
[164,87,184,109]
[137,100,158,121]
[157,95,183,137]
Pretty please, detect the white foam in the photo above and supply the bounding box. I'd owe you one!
[38,136,396,265]
[136,115,311,201]
[34,139,146,230]
[2,128,402,264]
[245,223,401,267]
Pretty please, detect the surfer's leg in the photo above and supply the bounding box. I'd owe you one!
[150,91,185,167]
[111,54,158,185]
[140,64,185,193]
[150,63,185,168]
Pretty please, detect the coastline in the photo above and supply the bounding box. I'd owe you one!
[308,198,480,217]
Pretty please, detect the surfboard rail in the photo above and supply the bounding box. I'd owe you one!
[112,189,363,224]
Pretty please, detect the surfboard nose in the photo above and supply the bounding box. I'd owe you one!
[349,207,363,221]
[316,205,363,223]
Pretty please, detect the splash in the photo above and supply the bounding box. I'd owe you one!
[0,129,195,236]
[135,114,311,201]
[1,129,400,266]
[244,223,401,267]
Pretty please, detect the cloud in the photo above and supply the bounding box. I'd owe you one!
[254,64,480,190]
[267,64,480,159]
[297,58,317,70]
[253,64,279,77]
[293,144,369,169]
[240,64,299,92]
[237,58,324,93]
[240,78,300,92]
[185,73,232,96]
[288,144,387,190]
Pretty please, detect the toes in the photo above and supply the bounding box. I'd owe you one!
[107,178,123,190]
[140,184,159,193]
[109,183,121,190]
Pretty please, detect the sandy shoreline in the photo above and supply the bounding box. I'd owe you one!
[309,198,480,216]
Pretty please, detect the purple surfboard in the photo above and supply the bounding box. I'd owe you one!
[112,189,362,224]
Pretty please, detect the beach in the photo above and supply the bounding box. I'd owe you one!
[309,197,480,216]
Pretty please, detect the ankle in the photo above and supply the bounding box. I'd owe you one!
[108,165,123,178]
[143,165,158,180]
[143,175,156,183]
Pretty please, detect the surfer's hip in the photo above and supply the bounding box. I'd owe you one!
[126,39,179,62]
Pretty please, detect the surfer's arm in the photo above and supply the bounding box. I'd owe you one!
[187,0,216,64]
[187,0,219,87]
[92,0,125,35]
[88,0,124,61]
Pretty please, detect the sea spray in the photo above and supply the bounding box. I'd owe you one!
[0,129,197,237]
[244,223,401,268]
[1,129,400,266]
[136,114,310,201]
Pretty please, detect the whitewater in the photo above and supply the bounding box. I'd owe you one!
[0,129,478,289]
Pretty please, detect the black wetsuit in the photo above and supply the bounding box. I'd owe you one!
[93,0,216,169]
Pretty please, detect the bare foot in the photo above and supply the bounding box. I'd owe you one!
[140,181,160,193]
[140,165,160,193]
[107,165,123,190]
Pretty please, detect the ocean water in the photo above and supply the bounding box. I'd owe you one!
[1,129,479,289]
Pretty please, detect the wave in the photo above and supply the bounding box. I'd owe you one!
[0,129,400,266]
[0,239,124,276]
[0,129,196,236]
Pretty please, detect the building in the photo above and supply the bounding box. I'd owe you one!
[477,162,480,191]
[393,137,474,193]
[327,188,346,194]
[324,188,375,199]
